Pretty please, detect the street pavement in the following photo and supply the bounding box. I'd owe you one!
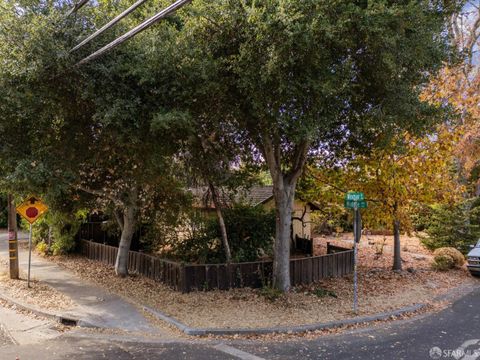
[0,324,14,347]
[231,284,480,360]
[0,282,478,359]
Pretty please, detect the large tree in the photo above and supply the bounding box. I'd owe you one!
[0,0,188,276]
[179,0,458,291]
[306,128,461,270]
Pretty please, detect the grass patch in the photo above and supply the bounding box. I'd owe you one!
[259,286,283,302]
[312,287,337,298]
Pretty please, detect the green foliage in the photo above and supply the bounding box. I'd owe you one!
[164,211,222,264]
[411,203,434,232]
[211,206,275,263]
[259,286,283,302]
[432,254,455,271]
[36,241,49,255]
[29,209,87,255]
[312,287,337,299]
[420,199,480,253]
[166,206,275,264]
[0,195,7,228]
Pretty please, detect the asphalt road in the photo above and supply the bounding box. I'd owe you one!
[0,283,479,360]
[232,284,480,360]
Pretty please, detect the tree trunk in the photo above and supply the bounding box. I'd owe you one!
[7,194,19,280]
[392,203,402,271]
[114,190,138,277]
[208,182,232,262]
[261,136,309,292]
[272,178,296,292]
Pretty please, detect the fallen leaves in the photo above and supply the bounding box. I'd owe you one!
[44,234,475,333]
[0,260,74,311]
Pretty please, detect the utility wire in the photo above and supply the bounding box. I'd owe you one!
[67,0,89,16]
[76,0,192,66]
[71,0,149,52]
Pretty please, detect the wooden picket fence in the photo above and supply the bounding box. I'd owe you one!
[79,240,354,293]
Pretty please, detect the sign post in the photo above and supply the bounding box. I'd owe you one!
[7,195,19,280]
[345,192,367,314]
[27,223,32,288]
[16,196,48,288]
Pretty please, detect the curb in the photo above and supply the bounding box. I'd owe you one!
[0,291,96,328]
[143,281,480,337]
[143,303,425,336]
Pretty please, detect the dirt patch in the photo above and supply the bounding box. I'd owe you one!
[0,259,74,312]
[47,242,476,330]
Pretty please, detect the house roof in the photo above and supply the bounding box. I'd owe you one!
[243,185,274,206]
[190,185,320,210]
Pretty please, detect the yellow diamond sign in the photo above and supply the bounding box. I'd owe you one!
[16,196,48,224]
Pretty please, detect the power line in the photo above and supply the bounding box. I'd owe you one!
[71,0,149,52]
[67,0,90,16]
[76,0,192,66]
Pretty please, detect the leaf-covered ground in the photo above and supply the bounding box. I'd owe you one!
[46,235,475,330]
[0,259,74,312]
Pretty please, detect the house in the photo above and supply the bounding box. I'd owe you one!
[190,185,319,240]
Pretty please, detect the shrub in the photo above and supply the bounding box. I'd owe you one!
[433,247,465,267]
[165,205,275,263]
[312,287,337,298]
[36,241,49,255]
[164,211,224,264]
[259,286,283,302]
[213,205,275,262]
[420,199,480,253]
[28,209,87,255]
[432,254,455,271]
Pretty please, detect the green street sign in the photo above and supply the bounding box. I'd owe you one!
[344,199,367,209]
[345,192,365,201]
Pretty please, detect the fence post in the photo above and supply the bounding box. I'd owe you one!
[178,263,187,293]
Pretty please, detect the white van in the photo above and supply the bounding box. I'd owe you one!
[467,240,480,276]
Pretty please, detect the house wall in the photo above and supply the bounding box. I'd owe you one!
[263,199,312,239]
[195,198,313,240]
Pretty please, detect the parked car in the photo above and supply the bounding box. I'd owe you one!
[467,240,480,277]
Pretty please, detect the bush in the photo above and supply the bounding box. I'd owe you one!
[259,286,283,302]
[420,199,480,253]
[166,205,275,263]
[433,247,465,267]
[36,241,49,255]
[432,254,455,271]
[213,205,275,262]
[312,287,337,298]
[27,209,87,255]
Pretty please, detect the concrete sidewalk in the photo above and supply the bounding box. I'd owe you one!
[0,232,167,336]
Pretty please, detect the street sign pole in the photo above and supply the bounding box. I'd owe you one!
[27,223,33,288]
[353,205,358,314]
[7,195,19,280]
[344,192,366,315]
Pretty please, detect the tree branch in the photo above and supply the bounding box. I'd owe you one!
[114,209,124,232]
[74,184,120,203]
[261,134,281,181]
[287,140,310,184]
